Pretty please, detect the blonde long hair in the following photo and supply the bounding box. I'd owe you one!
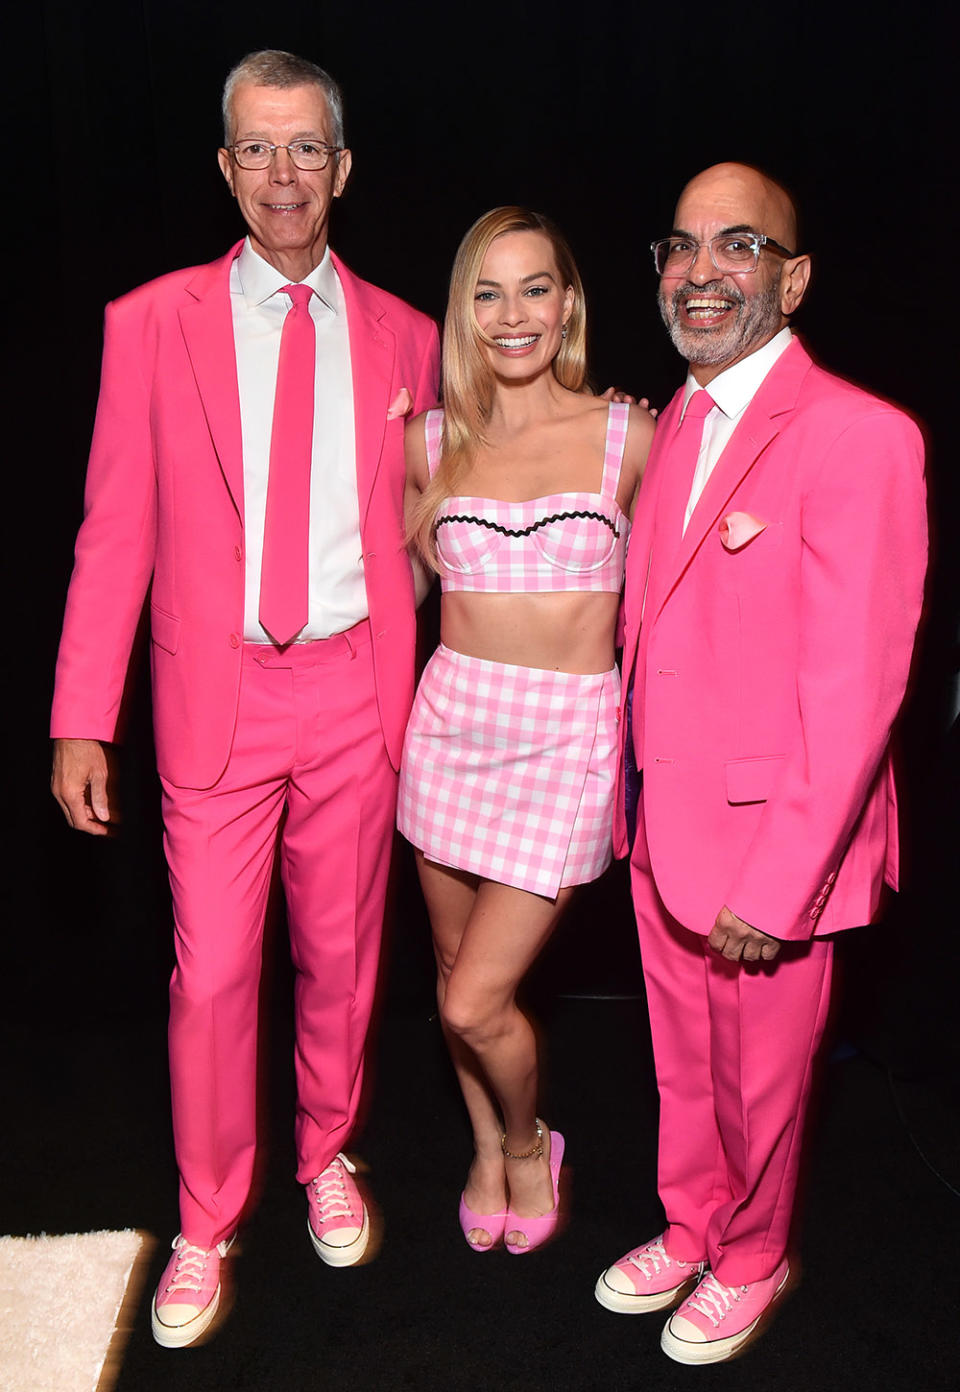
[409,207,588,567]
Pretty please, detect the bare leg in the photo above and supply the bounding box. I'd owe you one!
[418,852,572,1248]
[417,854,505,1246]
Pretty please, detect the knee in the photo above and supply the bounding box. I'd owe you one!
[170,938,260,1010]
[440,980,503,1049]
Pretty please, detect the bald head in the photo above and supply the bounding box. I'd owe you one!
[675,163,799,254]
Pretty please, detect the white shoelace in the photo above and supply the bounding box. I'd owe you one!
[627,1239,674,1280]
[311,1154,358,1223]
[685,1274,746,1328]
[163,1240,211,1294]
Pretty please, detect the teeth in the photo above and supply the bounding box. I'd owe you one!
[685,298,732,310]
[494,335,538,347]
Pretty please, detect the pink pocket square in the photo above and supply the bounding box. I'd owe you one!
[386,387,413,420]
[719,511,767,551]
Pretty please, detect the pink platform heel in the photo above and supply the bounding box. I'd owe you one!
[504,1127,565,1255]
[458,1194,507,1252]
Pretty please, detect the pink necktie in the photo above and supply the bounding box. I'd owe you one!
[677,388,715,534]
[259,283,315,646]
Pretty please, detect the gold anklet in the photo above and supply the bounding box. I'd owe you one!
[501,1118,544,1160]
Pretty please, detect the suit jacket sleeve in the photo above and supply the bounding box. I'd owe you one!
[51,298,158,740]
[725,407,927,940]
[412,318,441,413]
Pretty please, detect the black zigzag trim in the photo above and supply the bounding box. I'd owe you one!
[435,509,620,539]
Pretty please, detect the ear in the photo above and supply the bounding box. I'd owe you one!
[562,283,575,324]
[217,147,236,199]
[779,254,811,316]
[333,148,353,199]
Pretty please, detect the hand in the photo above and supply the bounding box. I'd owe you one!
[708,905,781,963]
[51,738,116,836]
[599,387,658,417]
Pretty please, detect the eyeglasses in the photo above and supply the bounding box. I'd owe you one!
[651,232,796,277]
[228,139,343,171]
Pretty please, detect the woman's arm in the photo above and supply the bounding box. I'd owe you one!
[404,412,436,607]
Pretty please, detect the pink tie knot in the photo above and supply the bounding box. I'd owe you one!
[283,283,313,311]
[682,388,714,424]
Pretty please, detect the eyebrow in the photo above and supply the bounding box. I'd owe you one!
[234,129,330,141]
[669,224,759,239]
[476,270,558,287]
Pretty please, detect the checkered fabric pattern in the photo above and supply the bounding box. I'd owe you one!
[398,645,620,897]
[425,403,631,593]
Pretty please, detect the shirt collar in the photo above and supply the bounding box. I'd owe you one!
[235,236,339,313]
[682,327,794,420]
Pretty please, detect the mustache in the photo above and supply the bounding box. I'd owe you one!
[667,281,746,311]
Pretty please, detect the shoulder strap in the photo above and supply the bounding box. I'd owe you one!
[599,400,630,500]
[424,409,444,478]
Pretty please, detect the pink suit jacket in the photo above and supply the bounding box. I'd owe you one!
[615,338,927,941]
[51,242,440,788]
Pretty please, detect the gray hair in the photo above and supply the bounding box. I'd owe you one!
[221,50,345,147]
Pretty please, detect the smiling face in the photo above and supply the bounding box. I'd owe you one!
[472,230,574,382]
[657,163,810,384]
[217,80,351,282]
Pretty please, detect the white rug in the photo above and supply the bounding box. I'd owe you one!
[0,1230,146,1392]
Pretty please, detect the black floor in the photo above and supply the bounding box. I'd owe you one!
[4,837,959,1392]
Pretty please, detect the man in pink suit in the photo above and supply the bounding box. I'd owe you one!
[594,164,927,1364]
[50,50,439,1347]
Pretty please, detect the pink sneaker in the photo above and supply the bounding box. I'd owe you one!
[661,1260,790,1364]
[306,1153,370,1266]
[151,1233,234,1348]
[595,1235,706,1313]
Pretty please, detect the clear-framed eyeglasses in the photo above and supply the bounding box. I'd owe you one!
[651,232,796,277]
[229,139,343,171]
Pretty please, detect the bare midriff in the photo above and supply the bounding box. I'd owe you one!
[440,590,620,675]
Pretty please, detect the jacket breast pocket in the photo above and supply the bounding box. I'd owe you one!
[716,520,783,592]
[150,602,181,655]
[725,755,785,805]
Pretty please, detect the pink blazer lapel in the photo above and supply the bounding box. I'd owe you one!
[333,253,395,525]
[178,242,245,517]
[651,339,813,620]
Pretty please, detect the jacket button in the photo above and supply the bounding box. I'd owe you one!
[229,633,241,648]
[234,545,242,561]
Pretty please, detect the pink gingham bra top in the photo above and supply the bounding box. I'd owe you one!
[426,401,630,594]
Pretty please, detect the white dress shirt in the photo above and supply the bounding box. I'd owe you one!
[231,238,365,642]
[681,328,795,534]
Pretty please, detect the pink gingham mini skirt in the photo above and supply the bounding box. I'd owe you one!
[398,644,620,897]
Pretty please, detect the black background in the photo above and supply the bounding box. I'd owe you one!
[14,0,956,1029]
[6,0,957,1331]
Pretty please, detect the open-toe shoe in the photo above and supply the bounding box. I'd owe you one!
[458,1194,507,1252]
[504,1130,564,1255]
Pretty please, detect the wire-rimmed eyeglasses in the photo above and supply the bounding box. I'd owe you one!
[228,139,343,171]
[651,231,796,277]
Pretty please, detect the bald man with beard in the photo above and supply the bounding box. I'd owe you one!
[594,164,927,1364]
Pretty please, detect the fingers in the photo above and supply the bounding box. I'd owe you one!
[51,739,113,835]
[708,913,782,964]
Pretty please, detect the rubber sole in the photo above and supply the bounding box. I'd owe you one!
[660,1266,789,1364]
[307,1207,370,1267]
[151,1283,221,1349]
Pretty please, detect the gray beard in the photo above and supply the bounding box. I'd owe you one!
[659,278,783,368]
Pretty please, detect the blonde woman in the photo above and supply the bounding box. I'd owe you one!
[398,208,653,1253]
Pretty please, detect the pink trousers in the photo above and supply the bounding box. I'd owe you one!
[160,625,397,1249]
[630,802,833,1286]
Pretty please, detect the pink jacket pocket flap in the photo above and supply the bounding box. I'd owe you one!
[150,603,181,655]
[725,755,785,805]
